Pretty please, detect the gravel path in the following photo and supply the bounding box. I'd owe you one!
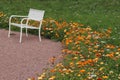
[0,29,62,80]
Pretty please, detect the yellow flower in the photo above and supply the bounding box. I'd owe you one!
[69,62,74,67]
[100,62,104,64]
[116,52,120,55]
[38,72,46,80]
[38,76,43,80]
[0,12,4,17]
[27,78,32,80]
[64,29,67,32]
[99,67,104,71]
[49,76,56,80]
[102,76,108,79]
[77,74,81,77]
[27,78,35,80]
[73,56,78,60]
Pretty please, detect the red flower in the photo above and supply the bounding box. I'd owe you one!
[97,78,102,80]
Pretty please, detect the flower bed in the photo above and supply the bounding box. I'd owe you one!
[28,18,120,80]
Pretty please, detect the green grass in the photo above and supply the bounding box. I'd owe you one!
[0,0,119,26]
[0,0,120,25]
[0,0,119,41]
[1,0,119,45]
[0,0,120,43]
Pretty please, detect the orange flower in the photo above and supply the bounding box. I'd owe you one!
[106,52,115,58]
[79,23,84,26]
[77,36,84,41]
[50,69,56,73]
[106,28,112,33]
[76,61,82,65]
[75,41,80,45]
[86,34,92,39]
[118,48,120,51]
[106,44,115,49]
[49,56,56,65]
[65,39,72,45]
[86,27,92,31]
[80,69,86,73]
[95,53,101,57]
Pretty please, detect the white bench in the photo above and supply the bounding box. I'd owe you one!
[8,8,45,43]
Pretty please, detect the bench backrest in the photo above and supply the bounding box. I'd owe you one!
[28,8,45,21]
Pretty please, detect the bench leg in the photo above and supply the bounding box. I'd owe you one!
[8,24,11,38]
[39,29,41,42]
[19,28,23,43]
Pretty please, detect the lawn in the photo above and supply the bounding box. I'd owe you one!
[0,0,120,80]
[0,0,120,45]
